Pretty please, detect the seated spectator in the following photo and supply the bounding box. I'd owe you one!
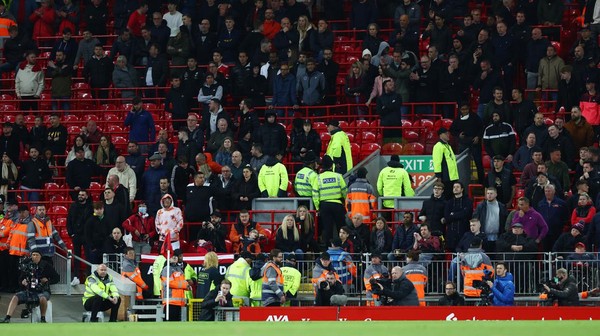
[229,210,267,253]
[275,214,304,258]
[513,132,537,171]
[572,194,596,231]
[438,281,465,306]
[103,227,127,257]
[94,136,118,166]
[370,217,393,257]
[388,212,419,260]
[412,223,441,265]
[80,120,103,145]
[345,214,370,254]
[150,129,175,158]
[553,222,587,257]
[565,242,596,262]
[199,279,233,321]
[197,211,228,253]
[202,99,229,143]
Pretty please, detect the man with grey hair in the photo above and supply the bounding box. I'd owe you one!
[112,55,139,98]
[107,156,137,202]
[537,183,568,251]
[373,266,419,306]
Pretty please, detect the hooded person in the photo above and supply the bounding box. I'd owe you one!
[155,194,183,250]
[254,109,288,157]
[258,155,289,198]
[370,41,393,67]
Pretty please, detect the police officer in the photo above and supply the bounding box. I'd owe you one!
[312,155,347,247]
[377,155,414,220]
[294,151,318,197]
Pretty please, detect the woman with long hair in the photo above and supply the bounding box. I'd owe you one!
[65,135,93,165]
[345,61,369,116]
[365,65,392,106]
[275,214,304,258]
[370,217,393,257]
[295,205,318,252]
[94,136,118,165]
[215,137,235,166]
[296,15,315,52]
[195,251,223,298]
[0,153,17,201]
[571,193,596,233]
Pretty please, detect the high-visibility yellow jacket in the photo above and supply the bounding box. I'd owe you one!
[312,170,347,210]
[432,140,459,181]
[326,129,353,174]
[377,164,415,208]
[281,266,301,296]
[294,166,317,197]
[83,273,120,305]
[258,160,289,197]
[225,257,251,297]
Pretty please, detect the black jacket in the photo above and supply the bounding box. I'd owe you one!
[419,195,446,233]
[199,288,233,321]
[315,280,345,306]
[83,56,114,88]
[20,259,60,294]
[496,232,537,260]
[234,110,260,143]
[185,184,215,222]
[376,91,403,139]
[197,222,228,253]
[165,86,190,120]
[290,128,321,159]
[145,54,169,87]
[103,201,127,230]
[20,158,51,189]
[255,114,288,156]
[46,124,69,155]
[85,215,110,250]
[548,276,580,306]
[438,292,466,306]
[444,195,473,251]
[66,158,102,189]
[103,237,127,255]
[380,275,420,306]
[212,176,236,212]
[66,199,93,237]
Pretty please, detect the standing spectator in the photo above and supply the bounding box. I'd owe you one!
[444,182,473,251]
[29,0,56,45]
[83,44,113,99]
[163,1,183,37]
[580,80,600,133]
[185,172,216,237]
[419,182,447,233]
[538,184,569,251]
[15,51,44,112]
[296,57,325,110]
[565,107,595,153]
[409,55,438,114]
[144,43,169,98]
[432,128,459,197]
[144,156,169,217]
[127,2,148,38]
[483,112,517,162]
[510,88,537,142]
[0,26,36,78]
[474,187,508,252]
[29,117,47,153]
[230,51,253,99]
[180,57,203,111]
[310,20,333,61]
[164,78,190,132]
[217,16,242,63]
[485,156,517,206]
[350,0,377,31]
[51,28,77,66]
[472,59,502,118]
[122,203,155,256]
[537,45,564,98]
[254,111,288,157]
[0,123,20,166]
[124,97,156,153]
[107,156,137,202]
[422,14,452,55]
[166,31,190,78]
[66,147,102,200]
[232,165,260,211]
[325,120,353,175]
[482,87,511,127]
[19,147,51,202]
[46,50,72,112]
[46,114,68,158]
[362,23,383,57]
[66,190,93,280]
[126,141,146,191]
[197,74,224,114]
[269,63,298,115]
[155,194,184,251]
[195,19,217,65]
[376,79,403,142]
[110,29,135,62]
[112,55,139,99]
[450,103,484,183]
[537,0,563,25]
[556,66,582,117]
[513,133,537,171]
[74,30,101,68]
[83,0,108,38]
[511,197,549,244]
[273,17,298,61]
[525,28,550,89]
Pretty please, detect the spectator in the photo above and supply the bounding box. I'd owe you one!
[492,22,515,93]
[482,87,511,127]
[474,187,508,252]
[15,51,44,112]
[50,27,77,66]
[73,31,100,69]
[155,194,184,251]
[545,147,572,190]
[230,51,253,99]
[483,112,517,162]
[29,0,56,45]
[537,0,563,25]
[110,29,135,63]
[83,0,108,38]
[197,212,228,253]
[66,189,92,281]
[229,210,267,253]
[166,31,189,78]
[107,156,137,202]
[438,281,465,306]
[394,0,421,28]
[197,74,224,114]
[180,58,203,111]
[273,17,298,62]
[212,165,236,214]
[126,141,146,187]
[523,113,548,147]
[207,118,234,156]
[472,59,502,118]
[215,137,235,167]
[20,146,51,203]
[419,182,447,233]
[65,136,93,167]
[103,227,127,256]
[296,57,325,110]
[163,1,183,37]
[572,193,596,230]
[124,97,156,152]
[525,28,550,89]
[93,136,117,166]
[376,78,403,141]
[509,89,537,142]
[409,55,438,113]
[194,19,217,65]
[269,63,298,115]
[122,202,155,256]
[112,55,139,99]
[0,26,36,78]
[318,48,340,105]
[254,110,288,158]
[232,165,260,211]
[350,0,377,31]
[0,123,19,166]
[275,214,304,257]
[388,213,419,260]
[537,45,564,97]
[511,197,549,244]
[485,156,516,206]
[144,43,169,98]
[444,182,473,251]
[127,2,148,38]
[102,187,127,230]
[217,16,242,64]
[83,44,113,100]
[450,103,484,182]
[185,172,215,235]
[566,108,595,155]
[422,14,452,55]
[84,202,110,264]
[310,20,333,61]
[553,222,586,257]
[580,80,600,131]
[233,99,260,159]
[262,9,280,40]
[143,154,168,216]
[290,120,320,163]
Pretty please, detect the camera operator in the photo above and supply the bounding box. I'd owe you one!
[316,271,346,306]
[0,249,60,323]
[373,266,419,306]
[486,262,515,306]
[542,268,580,306]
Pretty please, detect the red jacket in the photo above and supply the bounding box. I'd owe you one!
[580,92,600,125]
[122,213,157,242]
[30,7,56,41]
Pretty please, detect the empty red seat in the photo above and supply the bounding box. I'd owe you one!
[84,114,99,122]
[107,125,123,133]
[402,143,425,155]
[414,119,434,132]
[360,131,376,143]
[402,130,419,142]
[360,143,381,160]
[382,142,403,155]
[100,104,118,111]
[401,119,412,127]
[63,114,79,123]
[49,205,68,216]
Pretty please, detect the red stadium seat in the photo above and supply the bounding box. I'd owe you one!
[63,114,79,123]
[100,104,118,111]
[401,119,412,127]
[414,119,434,133]
[402,143,425,155]
[360,131,376,143]
[382,142,403,155]
[84,114,99,122]
[105,113,121,122]
[49,205,68,216]
[107,125,123,133]
[360,143,381,160]
[402,130,419,142]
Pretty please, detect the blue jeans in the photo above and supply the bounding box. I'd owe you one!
[52,96,71,112]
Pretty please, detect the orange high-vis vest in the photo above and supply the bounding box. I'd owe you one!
[0,218,14,251]
[461,263,494,297]
[0,18,15,37]
[32,217,54,237]
[123,267,149,300]
[346,189,377,221]
[8,223,29,256]
[405,273,428,306]
[161,270,188,307]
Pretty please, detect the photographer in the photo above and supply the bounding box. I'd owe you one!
[487,262,515,306]
[373,266,419,306]
[0,249,60,323]
[197,211,228,253]
[316,271,346,306]
[543,268,580,306]
[199,279,233,321]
